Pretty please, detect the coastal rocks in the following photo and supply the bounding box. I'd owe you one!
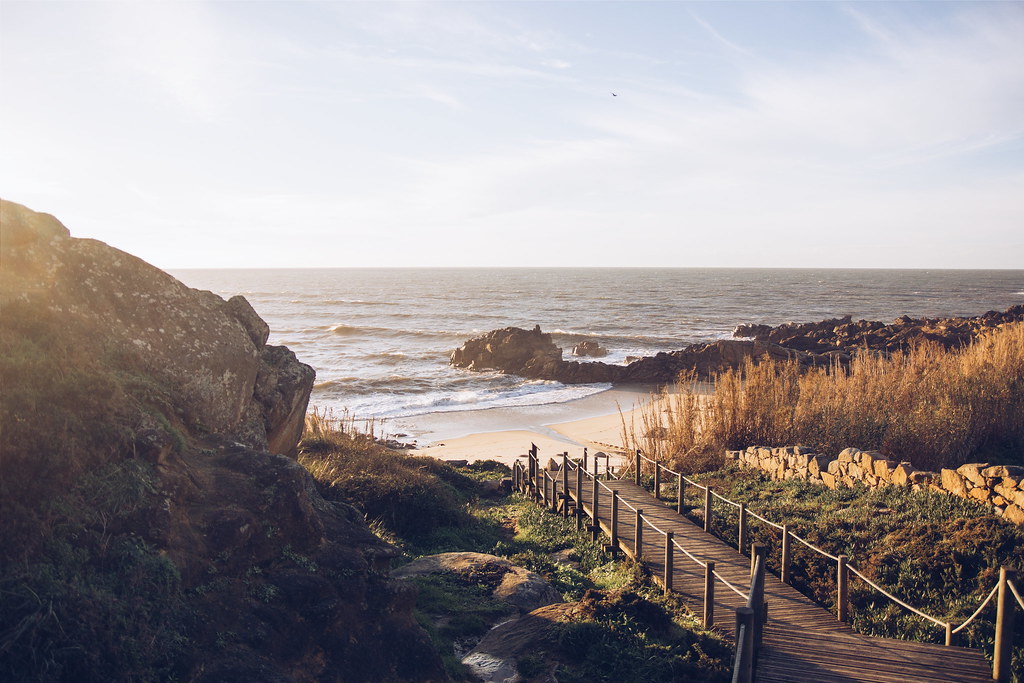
[727,447,1024,525]
[452,326,822,384]
[0,199,313,456]
[732,307,1024,355]
[450,325,565,379]
[572,340,608,357]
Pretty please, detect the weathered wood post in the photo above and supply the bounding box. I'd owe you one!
[734,606,755,683]
[610,491,620,549]
[837,555,849,623]
[703,485,712,533]
[529,444,538,500]
[738,503,747,556]
[583,447,588,473]
[664,531,674,593]
[575,461,583,531]
[561,453,569,518]
[676,472,684,514]
[635,509,644,560]
[781,524,792,585]
[704,560,716,627]
[750,545,767,655]
[591,475,600,541]
[635,450,642,486]
[994,567,1017,682]
[945,622,954,647]
[654,463,661,499]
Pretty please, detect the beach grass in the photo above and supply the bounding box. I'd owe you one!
[624,322,1024,472]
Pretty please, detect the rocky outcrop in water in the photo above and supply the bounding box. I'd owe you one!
[732,306,1024,354]
[453,305,1024,386]
[0,200,445,681]
[450,326,820,384]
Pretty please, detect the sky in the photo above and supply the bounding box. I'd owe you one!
[1,1,1022,269]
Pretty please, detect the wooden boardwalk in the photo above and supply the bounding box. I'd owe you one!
[542,469,992,683]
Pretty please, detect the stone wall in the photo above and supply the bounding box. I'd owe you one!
[725,446,1024,525]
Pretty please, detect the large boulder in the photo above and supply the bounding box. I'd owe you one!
[0,199,313,455]
[393,551,563,614]
[450,325,565,379]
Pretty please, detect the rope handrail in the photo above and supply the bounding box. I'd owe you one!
[950,585,999,635]
[791,531,839,562]
[686,477,707,491]
[1008,579,1024,611]
[670,536,708,569]
[713,570,750,601]
[711,489,742,509]
[744,508,785,531]
[846,565,948,628]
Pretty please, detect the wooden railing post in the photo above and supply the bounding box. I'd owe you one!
[529,444,538,500]
[610,491,619,549]
[591,476,600,541]
[704,560,716,627]
[994,567,1016,682]
[738,503,747,556]
[575,461,583,531]
[837,555,849,623]
[654,463,661,499]
[664,531,674,593]
[676,472,684,514]
[945,622,954,647]
[635,509,644,560]
[704,485,712,533]
[561,453,569,517]
[583,447,588,473]
[635,450,642,486]
[750,545,767,656]
[781,524,792,585]
[734,607,755,683]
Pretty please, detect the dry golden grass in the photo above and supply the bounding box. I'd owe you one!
[625,323,1024,473]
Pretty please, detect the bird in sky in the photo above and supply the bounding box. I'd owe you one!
[611,92,617,96]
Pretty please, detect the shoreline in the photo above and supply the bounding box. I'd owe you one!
[400,382,714,469]
[399,385,658,468]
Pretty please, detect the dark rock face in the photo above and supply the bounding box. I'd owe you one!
[0,200,445,681]
[732,306,1024,354]
[0,199,313,455]
[451,326,819,383]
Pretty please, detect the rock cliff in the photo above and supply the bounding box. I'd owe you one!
[0,200,444,681]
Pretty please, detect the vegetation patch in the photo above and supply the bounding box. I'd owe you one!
[625,322,1024,471]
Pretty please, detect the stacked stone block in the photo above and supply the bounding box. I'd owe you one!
[725,446,1024,525]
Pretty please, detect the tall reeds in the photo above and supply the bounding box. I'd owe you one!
[626,323,1024,473]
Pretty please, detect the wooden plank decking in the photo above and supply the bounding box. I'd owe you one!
[538,467,992,683]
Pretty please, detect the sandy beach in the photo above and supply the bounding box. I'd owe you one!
[402,385,658,469]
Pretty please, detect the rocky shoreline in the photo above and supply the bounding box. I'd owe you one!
[450,306,1024,384]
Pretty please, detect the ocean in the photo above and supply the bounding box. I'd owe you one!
[172,268,1024,436]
